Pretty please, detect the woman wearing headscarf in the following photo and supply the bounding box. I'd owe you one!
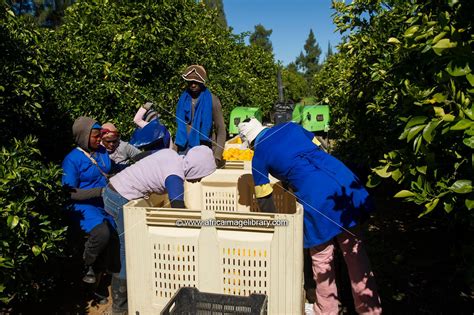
[101,122,141,168]
[238,118,382,315]
[62,116,120,287]
[102,145,216,314]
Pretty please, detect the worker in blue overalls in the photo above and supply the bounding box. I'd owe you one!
[238,118,382,315]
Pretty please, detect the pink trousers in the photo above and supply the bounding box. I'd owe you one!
[310,229,382,315]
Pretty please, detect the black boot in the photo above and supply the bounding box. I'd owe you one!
[93,272,110,305]
[111,276,128,315]
[82,265,96,284]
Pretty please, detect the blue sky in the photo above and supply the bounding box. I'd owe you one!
[223,0,343,66]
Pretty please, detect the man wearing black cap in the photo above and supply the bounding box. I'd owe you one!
[175,64,226,167]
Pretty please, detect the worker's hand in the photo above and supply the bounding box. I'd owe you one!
[142,101,153,110]
[215,158,225,169]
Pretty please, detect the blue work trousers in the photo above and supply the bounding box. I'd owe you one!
[103,185,129,280]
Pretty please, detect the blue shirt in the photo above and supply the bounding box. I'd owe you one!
[252,122,373,248]
[62,147,113,233]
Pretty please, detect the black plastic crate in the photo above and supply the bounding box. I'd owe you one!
[161,287,268,315]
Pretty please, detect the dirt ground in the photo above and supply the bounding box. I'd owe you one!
[358,187,474,314]
[87,291,112,315]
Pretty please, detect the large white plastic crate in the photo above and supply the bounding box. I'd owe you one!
[223,160,252,170]
[123,169,303,315]
[184,168,283,213]
[184,169,259,212]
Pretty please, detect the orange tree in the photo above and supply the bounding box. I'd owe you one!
[312,0,473,293]
[314,0,473,217]
[281,65,309,102]
[0,5,68,305]
[44,0,278,136]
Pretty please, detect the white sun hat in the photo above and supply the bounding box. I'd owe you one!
[238,118,266,146]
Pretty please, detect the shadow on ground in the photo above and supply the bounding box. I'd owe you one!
[7,240,112,315]
[335,185,474,314]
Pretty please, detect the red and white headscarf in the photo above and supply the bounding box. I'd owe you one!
[101,122,120,138]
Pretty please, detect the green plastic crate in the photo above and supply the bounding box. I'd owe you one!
[228,107,262,135]
[292,97,317,124]
[300,105,330,132]
[292,103,305,124]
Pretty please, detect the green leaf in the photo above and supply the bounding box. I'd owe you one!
[416,175,424,188]
[432,38,457,55]
[463,137,474,148]
[444,202,454,213]
[32,245,42,256]
[394,190,415,198]
[448,0,459,6]
[7,216,19,229]
[432,38,455,48]
[466,199,474,210]
[442,114,455,122]
[366,174,382,188]
[433,107,445,117]
[413,134,423,153]
[406,116,428,128]
[421,44,432,53]
[419,198,439,217]
[388,151,399,159]
[398,128,409,140]
[428,93,447,104]
[407,125,425,142]
[450,119,473,130]
[432,31,446,44]
[373,165,391,178]
[387,37,401,44]
[450,180,472,194]
[391,169,403,181]
[404,25,419,37]
[405,17,418,24]
[466,73,474,86]
[446,61,471,77]
[422,120,441,143]
[416,165,427,175]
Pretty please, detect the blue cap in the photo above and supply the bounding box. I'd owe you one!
[92,122,102,129]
